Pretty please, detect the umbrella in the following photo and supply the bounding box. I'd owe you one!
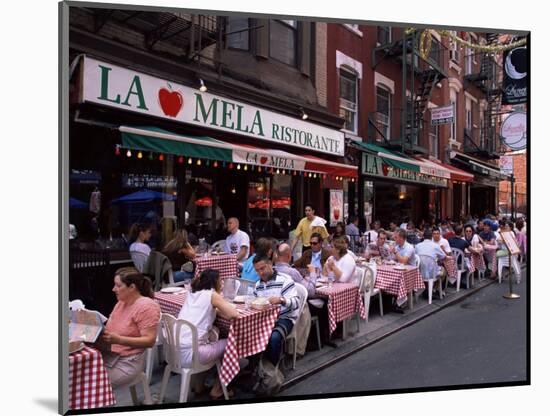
[69,197,88,209]
[111,189,176,204]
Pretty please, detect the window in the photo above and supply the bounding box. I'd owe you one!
[339,69,358,133]
[466,108,472,130]
[270,20,298,66]
[465,45,473,75]
[226,17,249,50]
[449,31,459,62]
[450,99,457,141]
[376,86,391,141]
[378,26,391,44]
[430,124,439,158]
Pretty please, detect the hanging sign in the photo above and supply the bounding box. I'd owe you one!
[499,156,514,175]
[502,46,527,105]
[431,104,454,125]
[329,190,344,227]
[500,111,527,150]
[81,56,345,156]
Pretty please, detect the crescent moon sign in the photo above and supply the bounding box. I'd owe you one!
[505,48,527,80]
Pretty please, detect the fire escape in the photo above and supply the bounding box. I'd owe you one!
[76,8,219,63]
[463,33,502,159]
[371,28,448,154]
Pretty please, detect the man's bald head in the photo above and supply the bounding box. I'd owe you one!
[276,243,292,263]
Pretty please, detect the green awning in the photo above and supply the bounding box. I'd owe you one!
[120,126,233,162]
[354,142,420,172]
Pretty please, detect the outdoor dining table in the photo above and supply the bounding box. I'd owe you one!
[154,290,279,386]
[440,256,458,284]
[374,264,424,308]
[483,244,498,273]
[194,252,239,281]
[466,250,486,274]
[69,345,115,410]
[315,282,366,335]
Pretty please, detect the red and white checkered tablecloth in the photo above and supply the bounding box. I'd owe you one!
[153,291,279,386]
[374,265,424,306]
[316,283,366,335]
[69,346,115,410]
[467,251,486,273]
[194,253,239,281]
[441,257,458,283]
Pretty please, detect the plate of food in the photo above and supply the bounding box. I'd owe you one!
[317,277,328,284]
[393,265,406,271]
[160,286,185,294]
[251,297,270,310]
[69,341,85,354]
[233,295,246,304]
[315,282,326,288]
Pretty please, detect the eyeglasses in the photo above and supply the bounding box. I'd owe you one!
[310,241,320,246]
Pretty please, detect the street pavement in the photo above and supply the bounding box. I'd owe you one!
[279,272,527,396]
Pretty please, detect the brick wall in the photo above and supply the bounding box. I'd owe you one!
[315,22,328,107]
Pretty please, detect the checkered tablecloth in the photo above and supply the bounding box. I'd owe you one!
[484,245,498,272]
[374,265,424,306]
[316,283,366,335]
[69,346,115,410]
[153,291,279,386]
[194,253,239,280]
[441,257,458,283]
[467,251,486,273]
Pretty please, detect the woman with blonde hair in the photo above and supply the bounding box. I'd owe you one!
[162,229,196,282]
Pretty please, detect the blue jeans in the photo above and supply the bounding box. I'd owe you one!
[173,270,194,282]
[266,318,294,366]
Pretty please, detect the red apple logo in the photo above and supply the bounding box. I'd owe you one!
[158,84,183,117]
[260,156,268,164]
[382,164,389,176]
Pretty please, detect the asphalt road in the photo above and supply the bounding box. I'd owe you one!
[279,274,528,396]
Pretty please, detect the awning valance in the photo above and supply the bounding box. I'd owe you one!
[355,142,420,172]
[120,126,358,178]
[428,159,474,183]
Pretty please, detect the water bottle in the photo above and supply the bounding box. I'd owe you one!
[328,274,334,288]
[245,286,254,308]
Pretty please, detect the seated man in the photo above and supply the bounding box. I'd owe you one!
[448,225,472,273]
[365,229,391,260]
[274,243,316,298]
[415,228,447,282]
[241,238,276,283]
[390,229,416,266]
[253,255,300,366]
[224,217,250,264]
[293,233,331,271]
[432,228,452,256]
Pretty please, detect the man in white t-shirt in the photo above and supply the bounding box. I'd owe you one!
[432,228,451,256]
[224,217,250,263]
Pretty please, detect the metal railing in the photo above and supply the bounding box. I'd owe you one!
[368,108,432,150]
[464,127,497,154]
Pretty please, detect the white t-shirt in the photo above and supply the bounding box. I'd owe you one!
[129,241,151,256]
[225,230,250,260]
[327,253,357,283]
[363,230,378,244]
[433,237,451,254]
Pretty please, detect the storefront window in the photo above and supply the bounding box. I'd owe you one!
[184,169,219,242]
[271,174,292,240]
[248,176,270,239]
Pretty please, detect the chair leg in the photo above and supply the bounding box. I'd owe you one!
[145,346,155,384]
[428,280,433,305]
[314,319,321,351]
[438,279,443,299]
[456,274,461,292]
[364,293,371,322]
[158,365,172,404]
[378,292,384,317]
[179,370,192,403]
[140,374,153,405]
[216,362,229,400]
[129,385,139,405]
[292,338,297,370]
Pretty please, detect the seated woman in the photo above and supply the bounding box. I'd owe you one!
[101,267,161,391]
[178,269,239,399]
[328,222,347,244]
[323,237,356,283]
[162,229,196,282]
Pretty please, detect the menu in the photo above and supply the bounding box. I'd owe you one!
[69,309,107,343]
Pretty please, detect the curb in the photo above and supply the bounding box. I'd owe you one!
[280,277,498,391]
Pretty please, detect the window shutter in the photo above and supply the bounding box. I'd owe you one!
[254,19,269,59]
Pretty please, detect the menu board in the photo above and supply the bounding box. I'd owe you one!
[500,231,521,256]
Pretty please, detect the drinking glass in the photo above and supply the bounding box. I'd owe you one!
[328,275,334,288]
[245,286,254,309]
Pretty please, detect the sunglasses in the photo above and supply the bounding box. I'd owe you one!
[310,241,320,246]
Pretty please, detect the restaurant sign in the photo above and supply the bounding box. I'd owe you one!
[362,153,447,187]
[81,57,344,156]
[431,104,454,126]
[233,150,306,170]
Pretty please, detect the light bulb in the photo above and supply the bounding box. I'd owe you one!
[126,149,132,157]
[188,158,193,164]
[137,151,143,159]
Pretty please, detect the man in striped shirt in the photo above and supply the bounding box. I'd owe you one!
[253,254,300,366]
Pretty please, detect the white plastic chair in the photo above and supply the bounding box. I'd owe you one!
[130,251,149,273]
[125,372,153,405]
[361,265,384,322]
[285,283,308,369]
[345,267,366,336]
[418,255,444,305]
[449,248,473,292]
[497,253,521,284]
[158,313,229,403]
[212,240,226,252]
[144,320,163,384]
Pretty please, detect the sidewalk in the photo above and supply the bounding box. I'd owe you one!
[113,264,526,405]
